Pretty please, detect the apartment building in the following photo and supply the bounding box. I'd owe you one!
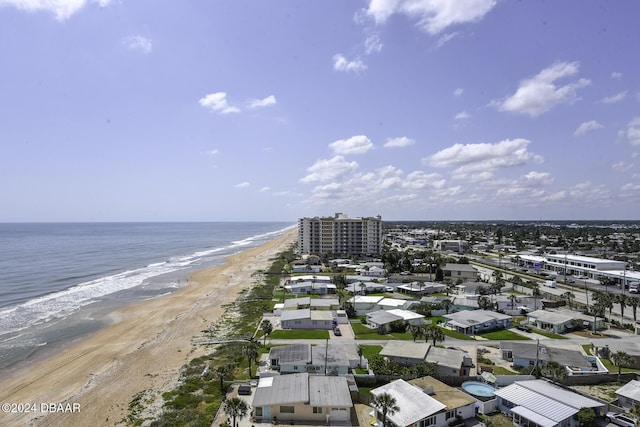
[298,213,382,256]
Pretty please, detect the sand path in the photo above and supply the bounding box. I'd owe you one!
[0,231,295,427]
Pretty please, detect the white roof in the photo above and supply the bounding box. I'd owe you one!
[386,308,424,321]
[378,298,410,308]
[511,406,556,427]
[616,380,640,401]
[372,379,446,426]
[494,380,603,423]
[445,309,511,327]
[351,295,385,304]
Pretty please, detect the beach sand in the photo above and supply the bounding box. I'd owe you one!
[0,230,296,427]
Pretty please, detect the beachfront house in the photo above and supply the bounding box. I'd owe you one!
[443,309,512,335]
[500,342,607,374]
[282,297,340,311]
[371,378,475,427]
[493,379,605,427]
[251,373,352,425]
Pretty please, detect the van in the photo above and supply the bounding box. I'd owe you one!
[544,280,557,288]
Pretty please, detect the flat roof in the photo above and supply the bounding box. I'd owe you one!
[308,376,353,407]
[616,380,640,401]
[372,379,446,426]
[409,376,476,410]
[253,372,310,406]
[380,342,430,360]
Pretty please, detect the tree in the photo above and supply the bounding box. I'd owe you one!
[629,296,640,322]
[478,296,493,311]
[223,397,249,427]
[422,324,445,346]
[215,364,234,395]
[242,341,260,377]
[441,299,453,314]
[562,291,575,309]
[357,345,364,368]
[491,270,504,294]
[407,324,423,342]
[575,407,596,427]
[615,294,628,323]
[509,294,517,310]
[541,361,567,383]
[260,319,273,345]
[610,351,633,382]
[374,392,399,427]
[511,276,523,292]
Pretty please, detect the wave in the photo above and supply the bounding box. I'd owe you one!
[0,224,293,337]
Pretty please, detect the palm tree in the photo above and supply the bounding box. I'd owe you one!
[511,275,523,292]
[408,324,423,342]
[532,284,541,310]
[562,291,575,309]
[478,296,493,310]
[422,324,445,346]
[629,296,640,322]
[441,298,453,314]
[541,360,568,383]
[224,397,249,427]
[509,294,517,310]
[260,319,273,345]
[357,345,364,368]
[610,351,633,383]
[615,294,628,323]
[215,363,234,395]
[242,341,260,377]
[374,392,399,427]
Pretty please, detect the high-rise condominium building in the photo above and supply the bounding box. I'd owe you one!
[298,213,383,256]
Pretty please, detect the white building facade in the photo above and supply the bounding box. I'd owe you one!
[298,213,383,256]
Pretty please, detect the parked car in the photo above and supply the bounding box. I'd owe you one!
[516,324,531,333]
[605,412,637,427]
[333,327,342,336]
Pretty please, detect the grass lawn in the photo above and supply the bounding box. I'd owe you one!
[360,345,383,361]
[531,327,569,339]
[493,366,518,375]
[268,329,329,339]
[477,412,513,427]
[480,330,531,340]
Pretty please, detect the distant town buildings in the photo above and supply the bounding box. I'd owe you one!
[297,213,382,256]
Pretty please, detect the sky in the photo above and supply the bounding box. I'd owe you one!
[1,0,640,222]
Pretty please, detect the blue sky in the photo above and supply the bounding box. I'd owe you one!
[1,0,639,222]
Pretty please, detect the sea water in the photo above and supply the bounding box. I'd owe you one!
[0,222,293,370]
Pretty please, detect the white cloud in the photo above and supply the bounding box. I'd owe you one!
[122,35,152,54]
[455,111,470,120]
[611,71,622,80]
[365,0,497,35]
[205,149,219,155]
[248,95,277,109]
[234,182,250,188]
[426,138,543,174]
[453,88,464,97]
[333,54,367,73]
[574,120,603,136]
[329,135,374,155]
[364,34,383,54]
[436,31,459,48]
[621,183,640,193]
[0,0,94,20]
[384,136,415,148]
[493,61,591,117]
[402,171,446,190]
[259,186,271,192]
[602,91,627,104]
[198,92,240,114]
[300,156,359,183]
[619,117,640,146]
[612,161,633,173]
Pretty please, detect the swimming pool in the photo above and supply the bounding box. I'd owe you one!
[461,381,496,398]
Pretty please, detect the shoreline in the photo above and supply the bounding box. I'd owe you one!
[0,229,296,427]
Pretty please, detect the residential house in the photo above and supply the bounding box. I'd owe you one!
[350,295,384,316]
[444,310,512,335]
[442,263,478,282]
[493,379,605,427]
[283,297,340,311]
[346,281,387,295]
[284,280,336,295]
[267,343,351,375]
[280,309,334,330]
[600,341,640,369]
[252,373,353,424]
[396,281,447,295]
[379,342,473,377]
[500,342,607,374]
[527,309,603,334]
[615,380,640,410]
[366,309,424,333]
[371,378,475,427]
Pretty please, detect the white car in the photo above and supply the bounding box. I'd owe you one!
[605,412,637,427]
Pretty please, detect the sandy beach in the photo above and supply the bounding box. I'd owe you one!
[0,230,296,427]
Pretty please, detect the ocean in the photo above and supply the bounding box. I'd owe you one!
[0,222,293,371]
